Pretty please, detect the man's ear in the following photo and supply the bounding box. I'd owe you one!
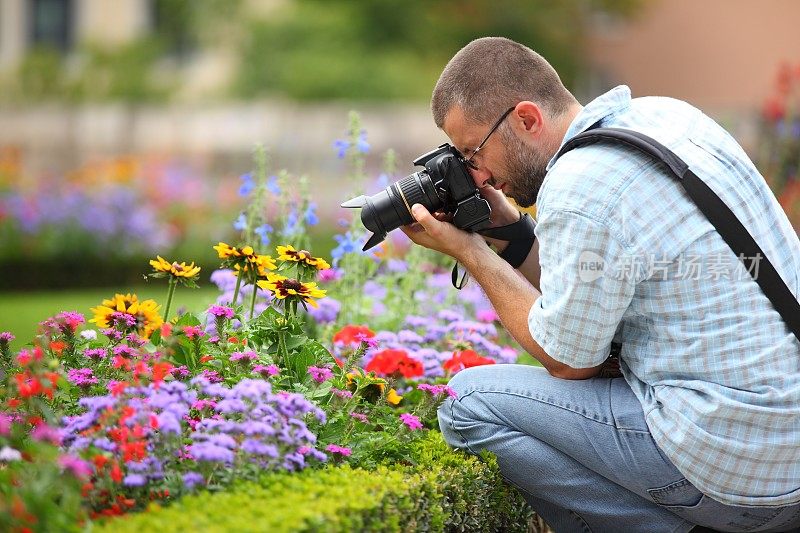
[512,101,545,136]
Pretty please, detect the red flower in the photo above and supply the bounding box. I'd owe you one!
[333,325,375,345]
[109,462,123,483]
[443,350,496,374]
[365,349,424,378]
[48,340,66,355]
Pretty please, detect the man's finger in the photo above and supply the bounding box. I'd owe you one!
[411,204,432,229]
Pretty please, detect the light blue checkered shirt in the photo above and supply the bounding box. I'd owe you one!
[528,85,800,506]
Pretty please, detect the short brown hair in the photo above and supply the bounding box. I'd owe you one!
[431,37,576,128]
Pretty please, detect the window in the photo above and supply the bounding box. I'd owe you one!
[28,0,73,51]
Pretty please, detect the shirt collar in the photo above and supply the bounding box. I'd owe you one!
[546,85,632,171]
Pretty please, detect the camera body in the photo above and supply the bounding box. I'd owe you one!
[342,143,492,250]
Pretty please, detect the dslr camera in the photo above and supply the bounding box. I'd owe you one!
[341,143,492,250]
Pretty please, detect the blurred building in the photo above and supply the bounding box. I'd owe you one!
[0,0,151,69]
[585,0,800,116]
[0,0,796,185]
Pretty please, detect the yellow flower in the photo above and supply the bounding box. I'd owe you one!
[149,255,201,278]
[89,293,163,339]
[213,242,239,259]
[386,388,403,405]
[257,273,326,308]
[276,245,331,270]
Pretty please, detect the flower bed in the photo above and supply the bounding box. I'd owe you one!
[0,113,544,532]
[96,432,535,533]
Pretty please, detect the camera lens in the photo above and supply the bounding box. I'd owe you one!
[341,170,442,250]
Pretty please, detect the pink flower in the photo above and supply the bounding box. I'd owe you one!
[399,413,423,431]
[230,350,258,363]
[325,444,352,456]
[183,325,205,339]
[349,412,368,423]
[208,305,235,319]
[253,364,280,377]
[417,383,458,399]
[308,366,334,383]
[476,309,499,322]
[58,454,93,478]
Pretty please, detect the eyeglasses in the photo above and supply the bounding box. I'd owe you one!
[463,106,515,170]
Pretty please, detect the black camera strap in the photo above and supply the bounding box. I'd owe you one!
[555,127,800,345]
[451,212,538,289]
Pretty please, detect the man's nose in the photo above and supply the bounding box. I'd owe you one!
[468,166,493,188]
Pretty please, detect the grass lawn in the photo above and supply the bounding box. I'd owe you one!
[0,285,221,352]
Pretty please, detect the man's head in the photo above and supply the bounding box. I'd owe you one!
[431,37,579,207]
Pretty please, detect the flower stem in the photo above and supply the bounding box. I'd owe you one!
[249,279,258,320]
[163,277,177,324]
[231,272,242,306]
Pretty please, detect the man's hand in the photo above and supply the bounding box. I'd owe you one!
[479,185,521,228]
[400,204,488,261]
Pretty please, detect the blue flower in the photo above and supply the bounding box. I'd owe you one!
[284,208,300,236]
[304,202,319,226]
[254,223,274,246]
[267,175,281,195]
[333,139,349,159]
[356,130,370,154]
[239,173,255,196]
[233,213,248,231]
[331,232,360,265]
[376,172,389,189]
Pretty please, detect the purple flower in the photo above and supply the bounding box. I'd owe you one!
[208,305,235,319]
[307,297,340,324]
[123,473,147,487]
[170,365,191,380]
[0,331,15,343]
[183,471,205,489]
[189,442,235,463]
[318,268,342,282]
[113,344,139,358]
[331,388,353,399]
[83,347,107,360]
[200,369,223,383]
[67,368,99,389]
[308,366,333,383]
[399,413,423,431]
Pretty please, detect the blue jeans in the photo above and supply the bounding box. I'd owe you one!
[437,364,800,532]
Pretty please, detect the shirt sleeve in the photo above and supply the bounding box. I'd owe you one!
[529,208,639,368]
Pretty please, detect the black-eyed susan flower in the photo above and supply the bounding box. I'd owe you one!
[89,293,163,339]
[149,256,202,280]
[257,273,326,309]
[276,245,331,270]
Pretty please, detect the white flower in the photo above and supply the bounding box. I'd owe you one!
[80,329,98,340]
[0,445,22,462]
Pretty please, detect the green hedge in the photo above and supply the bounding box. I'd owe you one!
[99,432,541,532]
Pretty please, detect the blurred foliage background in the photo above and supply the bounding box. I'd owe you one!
[0,0,641,104]
[0,0,798,298]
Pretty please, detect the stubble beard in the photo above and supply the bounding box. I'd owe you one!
[500,130,553,208]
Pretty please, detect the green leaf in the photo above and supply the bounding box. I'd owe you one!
[149,328,162,346]
[175,313,201,327]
